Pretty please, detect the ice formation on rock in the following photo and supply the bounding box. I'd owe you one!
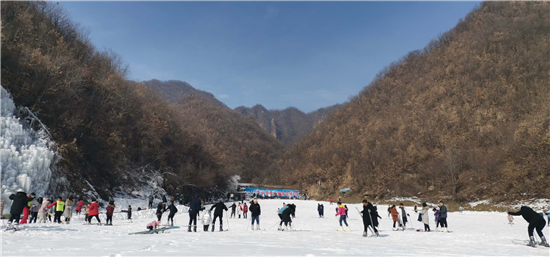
[1,86,55,213]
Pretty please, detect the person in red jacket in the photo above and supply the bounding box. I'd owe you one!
[243,203,248,219]
[87,199,101,224]
[75,199,84,215]
[106,201,115,226]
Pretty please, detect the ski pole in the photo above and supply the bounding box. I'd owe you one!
[267,221,280,231]
[355,207,375,235]
[226,210,229,231]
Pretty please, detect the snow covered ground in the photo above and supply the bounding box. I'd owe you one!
[1,199,549,256]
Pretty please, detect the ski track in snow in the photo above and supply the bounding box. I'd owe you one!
[2,199,549,256]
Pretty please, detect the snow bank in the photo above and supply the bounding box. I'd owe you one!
[0,86,56,213]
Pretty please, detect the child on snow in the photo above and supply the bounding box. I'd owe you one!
[433,208,441,229]
[147,220,161,231]
[202,210,212,231]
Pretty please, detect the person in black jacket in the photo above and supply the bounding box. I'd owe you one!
[360,199,379,237]
[230,202,236,218]
[210,201,228,232]
[317,203,324,218]
[188,198,203,232]
[373,206,381,228]
[281,204,296,230]
[249,199,261,230]
[508,206,549,247]
[8,190,32,227]
[156,202,166,222]
[167,196,178,227]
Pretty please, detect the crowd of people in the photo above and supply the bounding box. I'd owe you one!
[2,189,549,247]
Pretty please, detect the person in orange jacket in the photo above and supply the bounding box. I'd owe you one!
[390,205,401,230]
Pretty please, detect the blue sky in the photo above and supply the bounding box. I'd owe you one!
[61,1,480,112]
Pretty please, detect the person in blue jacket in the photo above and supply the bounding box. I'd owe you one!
[188,198,204,232]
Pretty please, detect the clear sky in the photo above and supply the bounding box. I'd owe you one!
[61,1,480,113]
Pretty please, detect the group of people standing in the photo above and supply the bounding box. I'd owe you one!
[183,198,261,233]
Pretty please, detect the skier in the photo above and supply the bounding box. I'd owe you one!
[230,202,236,218]
[128,205,132,221]
[433,207,441,229]
[106,201,115,226]
[64,197,73,224]
[508,206,549,247]
[360,199,379,237]
[237,203,242,219]
[7,190,32,228]
[390,205,400,230]
[167,196,178,226]
[146,220,161,231]
[20,192,35,224]
[318,203,324,218]
[210,200,228,232]
[75,199,84,215]
[30,198,41,223]
[156,202,165,222]
[335,202,350,232]
[243,203,248,219]
[38,197,51,223]
[202,210,212,232]
[438,201,448,232]
[420,202,430,232]
[281,204,296,231]
[87,199,100,224]
[188,198,203,232]
[249,199,261,230]
[399,203,408,228]
[148,194,154,209]
[47,197,65,224]
[278,203,289,230]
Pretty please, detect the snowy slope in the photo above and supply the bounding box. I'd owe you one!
[1,199,549,256]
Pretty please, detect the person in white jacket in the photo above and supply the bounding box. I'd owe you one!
[202,210,212,232]
[421,202,431,232]
[237,203,242,219]
[38,198,51,223]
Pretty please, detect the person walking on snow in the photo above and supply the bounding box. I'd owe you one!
[210,200,228,232]
[278,203,288,230]
[318,203,324,218]
[106,201,115,226]
[438,201,449,232]
[38,197,51,223]
[399,203,408,228]
[7,190,32,228]
[237,203,242,219]
[335,202,350,232]
[508,206,549,247]
[420,202,430,232]
[47,197,65,224]
[188,198,204,232]
[167,196,178,226]
[30,198,41,223]
[281,204,296,231]
[75,199,84,216]
[243,203,248,219]
[329,198,333,205]
[361,199,379,237]
[63,197,73,224]
[127,205,132,221]
[249,199,261,230]
[390,205,401,230]
[156,202,166,222]
[230,202,236,218]
[87,199,100,224]
[20,192,35,224]
[433,208,441,229]
[148,194,154,209]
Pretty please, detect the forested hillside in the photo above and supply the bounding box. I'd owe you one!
[266,1,550,202]
[235,104,340,146]
[0,1,279,200]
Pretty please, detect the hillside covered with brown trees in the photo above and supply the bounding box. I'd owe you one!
[265,1,550,202]
[0,1,282,201]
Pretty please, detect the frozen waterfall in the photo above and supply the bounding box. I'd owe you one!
[1,86,56,214]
